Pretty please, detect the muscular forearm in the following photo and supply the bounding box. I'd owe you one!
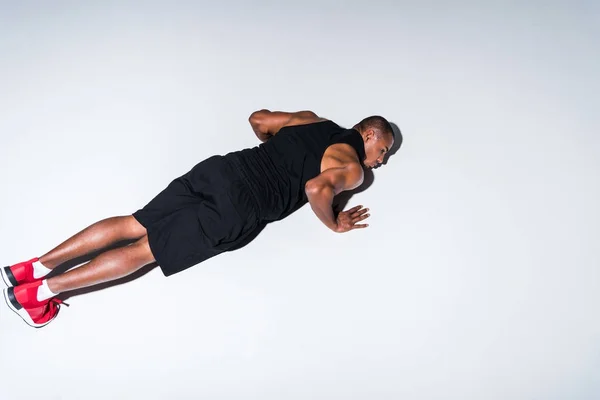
[305,185,338,232]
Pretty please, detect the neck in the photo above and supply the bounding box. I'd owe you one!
[351,125,363,137]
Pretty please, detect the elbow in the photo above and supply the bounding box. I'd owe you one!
[249,109,270,130]
[305,180,319,197]
[305,179,330,198]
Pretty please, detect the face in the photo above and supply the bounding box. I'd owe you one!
[362,129,394,169]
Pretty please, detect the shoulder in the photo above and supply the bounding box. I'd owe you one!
[321,143,365,182]
[324,139,364,164]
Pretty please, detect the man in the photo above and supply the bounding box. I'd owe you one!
[2,110,396,328]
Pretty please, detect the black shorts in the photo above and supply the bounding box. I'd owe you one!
[132,155,261,276]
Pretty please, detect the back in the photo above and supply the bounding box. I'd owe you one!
[226,120,366,221]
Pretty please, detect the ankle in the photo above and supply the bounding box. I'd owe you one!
[37,279,60,302]
[32,259,52,279]
[45,278,62,296]
[38,256,58,270]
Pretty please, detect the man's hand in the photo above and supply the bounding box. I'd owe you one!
[335,205,370,233]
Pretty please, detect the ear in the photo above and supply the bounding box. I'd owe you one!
[366,129,375,140]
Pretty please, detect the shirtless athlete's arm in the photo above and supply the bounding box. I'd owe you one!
[305,145,370,233]
[248,109,326,142]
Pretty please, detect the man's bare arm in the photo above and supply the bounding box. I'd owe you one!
[304,163,369,233]
[248,109,326,142]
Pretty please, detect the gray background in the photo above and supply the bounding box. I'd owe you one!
[0,1,599,399]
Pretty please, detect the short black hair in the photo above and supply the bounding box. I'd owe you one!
[356,115,394,139]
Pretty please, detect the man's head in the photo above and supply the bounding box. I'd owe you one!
[353,116,395,169]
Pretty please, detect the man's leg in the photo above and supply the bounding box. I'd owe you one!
[46,235,155,294]
[1,215,147,287]
[4,235,156,328]
[39,215,148,269]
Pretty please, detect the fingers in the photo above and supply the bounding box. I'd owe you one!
[352,210,370,229]
[348,205,368,215]
[347,205,363,214]
[353,213,370,223]
[351,205,369,222]
[352,208,369,218]
[351,209,371,223]
[339,205,371,231]
[352,223,369,229]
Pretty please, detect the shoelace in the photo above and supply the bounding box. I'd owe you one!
[54,298,68,307]
[49,298,69,310]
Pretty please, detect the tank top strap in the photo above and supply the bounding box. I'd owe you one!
[329,128,366,162]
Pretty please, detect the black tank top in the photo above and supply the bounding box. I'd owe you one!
[226,120,366,221]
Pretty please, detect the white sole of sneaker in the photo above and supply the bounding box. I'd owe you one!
[2,287,53,328]
[0,266,14,288]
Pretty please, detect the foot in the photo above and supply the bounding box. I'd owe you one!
[3,281,65,328]
[1,257,40,287]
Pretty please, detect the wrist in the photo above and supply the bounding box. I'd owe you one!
[331,221,341,232]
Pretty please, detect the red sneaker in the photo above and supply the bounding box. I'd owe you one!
[1,257,40,287]
[3,281,65,328]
